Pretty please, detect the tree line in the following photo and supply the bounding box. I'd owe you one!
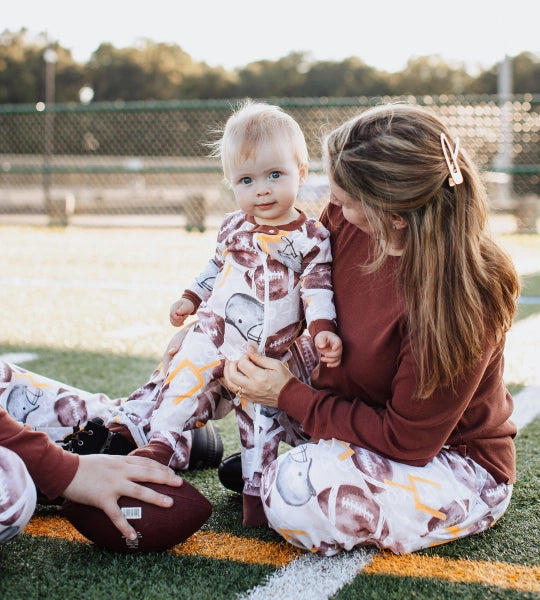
[1,28,540,105]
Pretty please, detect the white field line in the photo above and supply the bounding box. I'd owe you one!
[236,548,374,600]
[0,352,39,364]
[512,386,540,432]
[504,311,540,433]
[0,276,178,293]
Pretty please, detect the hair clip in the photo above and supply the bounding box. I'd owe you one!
[440,133,463,187]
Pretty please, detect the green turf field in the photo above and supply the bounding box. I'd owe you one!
[0,223,538,599]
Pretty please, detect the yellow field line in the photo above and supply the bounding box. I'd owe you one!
[24,514,87,543]
[172,530,302,566]
[24,515,301,567]
[24,515,539,591]
[363,552,540,593]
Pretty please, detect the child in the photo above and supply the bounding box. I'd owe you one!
[124,101,342,524]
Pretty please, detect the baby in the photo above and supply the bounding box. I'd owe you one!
[131,101,342,525]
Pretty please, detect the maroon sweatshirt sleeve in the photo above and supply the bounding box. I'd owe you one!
[0,408,79,499]
[279,336,515,484]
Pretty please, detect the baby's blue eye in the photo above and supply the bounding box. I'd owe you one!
[269,171,281,179]
[241,177,252,185]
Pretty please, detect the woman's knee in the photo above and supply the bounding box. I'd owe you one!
[0,447,37,544]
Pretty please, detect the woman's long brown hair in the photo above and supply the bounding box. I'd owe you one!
[325,103,520,398]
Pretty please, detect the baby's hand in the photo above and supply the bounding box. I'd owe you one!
[314,331,343,368]
[169,298,195,327]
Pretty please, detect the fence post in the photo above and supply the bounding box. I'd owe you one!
[43,48,68,226]
[493,55,514,212]
[515,194,539,234]
[184,193,206,232]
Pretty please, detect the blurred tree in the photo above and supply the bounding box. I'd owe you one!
[181,65,238,99]
[301,57,388,97]
[512,52,540,93]
[469,64,498,94]
[236,52,308,98]
[1,30,540,103]
[87,43,153,101]
[86,40,236,101]
[135,39,198,99]
[0,29,41,103]
[390,56,473,95]
[0,28,85,103]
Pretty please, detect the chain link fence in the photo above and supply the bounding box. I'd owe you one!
[0,96,539,231]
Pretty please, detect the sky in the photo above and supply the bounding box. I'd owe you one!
[4,0,540,74]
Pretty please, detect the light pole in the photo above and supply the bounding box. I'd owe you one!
[43,47,64,224]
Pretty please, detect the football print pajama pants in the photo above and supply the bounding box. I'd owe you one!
[0,356,512,554]
[259,439,512,556]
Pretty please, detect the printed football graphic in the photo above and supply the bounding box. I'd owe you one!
[244,261,299,301]
[0,361,13,383]
[317,484,380,537]
[351,447,393,491]
[54,394,88,427]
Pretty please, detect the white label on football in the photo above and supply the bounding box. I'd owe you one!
[122,506,142,519]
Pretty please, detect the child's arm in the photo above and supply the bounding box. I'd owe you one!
[313,331,343,368]
[169,297,196,327]
[171,215,230,327]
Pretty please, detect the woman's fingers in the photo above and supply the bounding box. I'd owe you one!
[222,346,292,408]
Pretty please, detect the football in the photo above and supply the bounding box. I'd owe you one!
[63,481,211,552]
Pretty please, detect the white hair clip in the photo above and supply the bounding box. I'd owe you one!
[440,133,463,187]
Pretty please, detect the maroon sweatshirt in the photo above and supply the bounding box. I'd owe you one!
[279,203,516,484]
[0,408,79,499]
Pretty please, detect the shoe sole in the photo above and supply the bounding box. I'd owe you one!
[189,423,224,469]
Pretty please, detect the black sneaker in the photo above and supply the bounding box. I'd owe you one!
[217,452,243,493]
[60,417,223,467]
[189,422,223,469]
[59,418,136,455]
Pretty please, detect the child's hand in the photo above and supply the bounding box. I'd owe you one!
[169,298,195,327]
[314,331,343,368]
[62,454,183,540]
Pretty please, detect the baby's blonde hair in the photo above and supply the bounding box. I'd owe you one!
[211,100,309,185]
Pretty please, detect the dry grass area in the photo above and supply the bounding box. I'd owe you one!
[0,218,538,388]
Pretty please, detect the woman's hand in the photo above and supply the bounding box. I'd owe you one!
[62,454,184,540]
[161,325,192,372]
[222,345,294,408]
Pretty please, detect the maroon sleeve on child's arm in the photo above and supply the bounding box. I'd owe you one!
[181,290,202,312]
[307,319,337,340]
[0,408,79,499]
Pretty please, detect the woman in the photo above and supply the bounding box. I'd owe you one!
[222,103,520,555]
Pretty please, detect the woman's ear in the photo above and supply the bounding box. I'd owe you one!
[390,213,407,230]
